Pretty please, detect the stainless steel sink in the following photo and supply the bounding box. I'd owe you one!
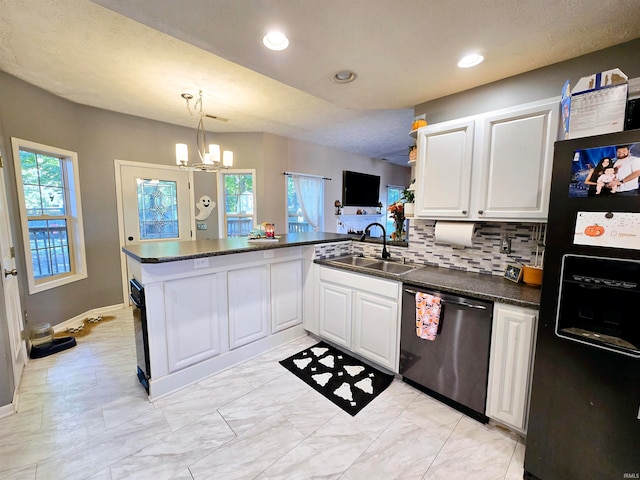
[366,261,420,275]
[329,255,380,267]
[327,255,421,276]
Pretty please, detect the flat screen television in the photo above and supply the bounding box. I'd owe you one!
[342,170,381,207]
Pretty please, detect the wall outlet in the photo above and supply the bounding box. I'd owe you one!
[501,235,512,254]
[193,257,209,268]
[197,223,207,230]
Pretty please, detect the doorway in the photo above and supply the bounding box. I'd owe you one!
[114,160,194,301]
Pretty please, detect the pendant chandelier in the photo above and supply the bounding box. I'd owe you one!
[175,90,233,172]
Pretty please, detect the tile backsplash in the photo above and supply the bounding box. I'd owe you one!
[352,219,546,277]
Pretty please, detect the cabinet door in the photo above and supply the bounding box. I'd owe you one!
[318,281,351,348]
[228,265,269,349]
[271,259,302,333]
[165,273,227,373]
[415,118,474,218]
[487,304,538,432]
[352,291,399,372]
[476,100,559,220]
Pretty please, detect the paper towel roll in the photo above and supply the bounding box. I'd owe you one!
[434,221,475,247]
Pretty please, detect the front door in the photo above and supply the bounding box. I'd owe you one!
[115,160,194,300]
[0,153,27,403]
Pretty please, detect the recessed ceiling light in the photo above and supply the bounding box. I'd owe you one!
[457,53,485,68]
[331,70,357,84]
[262,31,289,51]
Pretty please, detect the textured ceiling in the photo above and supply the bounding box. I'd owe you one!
[1,0,639,165]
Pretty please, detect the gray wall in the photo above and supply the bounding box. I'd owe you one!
[0,71,409,332]
[415,38,640,123]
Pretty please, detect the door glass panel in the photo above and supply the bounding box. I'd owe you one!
[137,178,180,240]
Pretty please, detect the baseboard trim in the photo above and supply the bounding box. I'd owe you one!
[0,401,16,419]
[53,303,127,334]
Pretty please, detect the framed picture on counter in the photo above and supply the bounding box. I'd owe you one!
[503,264,523,283]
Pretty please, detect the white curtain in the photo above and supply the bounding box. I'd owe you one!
[292,174,323,231]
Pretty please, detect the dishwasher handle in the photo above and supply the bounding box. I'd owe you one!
[404,288,488,310]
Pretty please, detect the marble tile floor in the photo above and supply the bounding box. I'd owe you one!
[0,307,526,480]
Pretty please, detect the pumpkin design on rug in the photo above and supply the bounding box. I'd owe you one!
[279,341,394,416]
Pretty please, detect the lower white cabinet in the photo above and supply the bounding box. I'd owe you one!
[271,259,303,333]
[318,266,401,372]
[486,303,538,432]
[228,265,270,350]
[352,291,399,369]
[318,281,352,348]
[164,273,228,373]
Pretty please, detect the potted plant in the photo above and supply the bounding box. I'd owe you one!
[401,182,415,217]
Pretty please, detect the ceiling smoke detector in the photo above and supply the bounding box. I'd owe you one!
[331,70,357,84]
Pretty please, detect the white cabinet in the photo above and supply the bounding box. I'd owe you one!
[164,273,228,373]
[271,259,303,333]
[228,265,270,350]
[415,98,559,221]
[318,280,352,348]
[415,118,475,218]
[486,303,538,433]
[352,291,399,369]
[318,266,401,371]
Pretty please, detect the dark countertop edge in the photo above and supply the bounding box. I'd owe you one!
[122,233,354,264]
[315,259,541,309]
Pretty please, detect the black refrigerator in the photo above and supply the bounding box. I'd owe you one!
[524,129,640,479]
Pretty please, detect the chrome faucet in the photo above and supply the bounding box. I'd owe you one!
[359,222,391,259]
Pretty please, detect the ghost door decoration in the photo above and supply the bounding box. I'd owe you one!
[195,195,215,220]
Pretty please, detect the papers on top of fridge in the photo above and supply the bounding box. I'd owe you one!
[566,68,629,140]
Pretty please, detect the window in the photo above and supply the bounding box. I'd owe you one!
[11,138,87,294]
[287,174,324,233]
[218,170,256,237]
[386,185,404,237]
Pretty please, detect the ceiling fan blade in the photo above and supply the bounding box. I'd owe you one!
[205,114,229,122]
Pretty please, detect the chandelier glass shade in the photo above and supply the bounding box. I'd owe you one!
[176,90,233,172]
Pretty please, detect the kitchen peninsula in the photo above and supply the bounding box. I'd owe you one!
[123,232,354,399]
[123,231,541,414]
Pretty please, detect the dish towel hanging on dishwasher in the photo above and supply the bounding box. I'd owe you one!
[416,293,441,341]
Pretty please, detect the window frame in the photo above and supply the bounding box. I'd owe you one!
[217,169,257,238]
[11,138,87,294]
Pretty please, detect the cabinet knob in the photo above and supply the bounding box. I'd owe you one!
[478,210,484,214]
[462,210,467,215]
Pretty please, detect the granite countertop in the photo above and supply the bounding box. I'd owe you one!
[122,232,353,263]
[315,258,541,309]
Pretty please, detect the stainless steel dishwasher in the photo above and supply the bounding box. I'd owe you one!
[399,285,493,422]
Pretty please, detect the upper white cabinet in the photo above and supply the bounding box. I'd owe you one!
[415,98,559,221]
[486,303,538,433]
[415,118,475,218]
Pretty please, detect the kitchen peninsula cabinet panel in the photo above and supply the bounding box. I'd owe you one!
[415,98,559,222]
[415,119,475,218]
[271,259,303,333]
[165,273,228,373]
[228,265,269,350]
[486,303,538,433]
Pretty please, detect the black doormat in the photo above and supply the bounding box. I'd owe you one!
[279,341,394,416]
